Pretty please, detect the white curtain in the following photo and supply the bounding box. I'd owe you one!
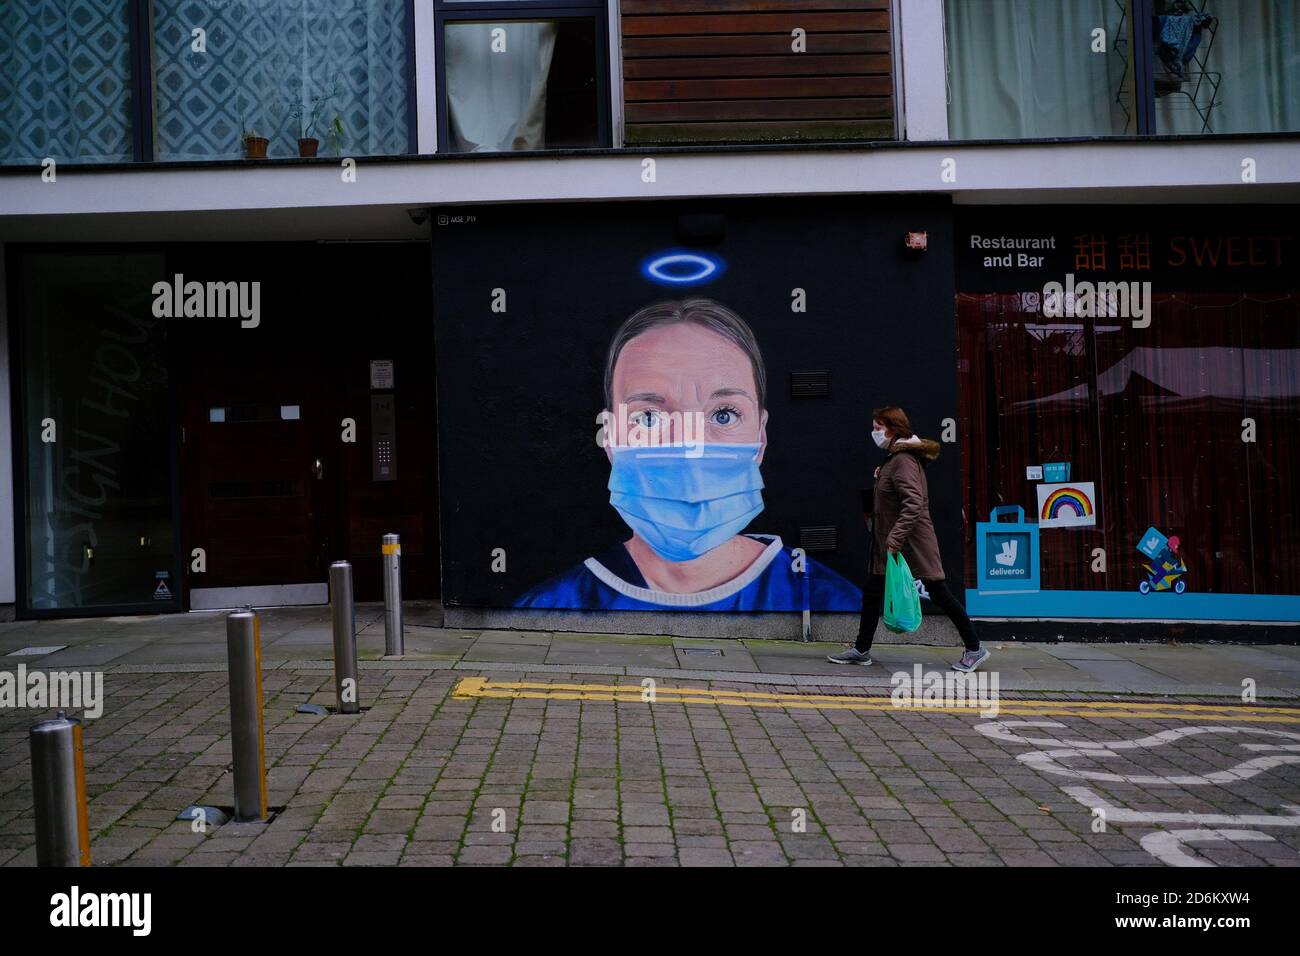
[944,0,1133,139]
[446,22,557,152]
[1154,1,1300,134]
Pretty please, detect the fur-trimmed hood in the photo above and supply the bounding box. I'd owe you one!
[888,435,941,462]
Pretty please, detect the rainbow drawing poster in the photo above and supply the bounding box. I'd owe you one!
[1036,482,1098,528]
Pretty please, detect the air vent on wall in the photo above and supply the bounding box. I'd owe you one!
[790,370,830,398]
[799,525,838,553]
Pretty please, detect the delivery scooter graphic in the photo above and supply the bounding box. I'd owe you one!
[1135,526,1188,594]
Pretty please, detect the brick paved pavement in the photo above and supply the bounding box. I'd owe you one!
[3,654,1299,867]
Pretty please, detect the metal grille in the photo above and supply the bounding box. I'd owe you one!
[790,370,830,398]
[799,525,838,552]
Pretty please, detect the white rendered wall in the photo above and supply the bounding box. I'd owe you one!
[0,247,16,607]
[897,0,950,141]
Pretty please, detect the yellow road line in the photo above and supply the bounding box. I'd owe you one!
[451,677,1300,724]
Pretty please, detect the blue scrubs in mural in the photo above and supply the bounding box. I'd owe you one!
[515,534,861,611]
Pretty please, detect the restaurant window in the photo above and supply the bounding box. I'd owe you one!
[955,210,1300,621]
[956,280,1300,620]
[435,1,608,152]
[16,253,180,613]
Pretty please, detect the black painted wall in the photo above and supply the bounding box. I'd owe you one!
[430,196,960,610]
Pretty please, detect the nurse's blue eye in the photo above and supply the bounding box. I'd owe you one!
[710,406,741,426]
[631,410,661,428]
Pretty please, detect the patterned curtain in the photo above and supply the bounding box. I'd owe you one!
[0,0,135,164]
[152,0,409,160]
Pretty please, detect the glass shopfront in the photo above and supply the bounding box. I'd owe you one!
[15,252,179,613]
[8,242,440,618]
[955,208,1300,621]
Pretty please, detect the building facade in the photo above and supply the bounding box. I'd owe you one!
[2,0,1298,641]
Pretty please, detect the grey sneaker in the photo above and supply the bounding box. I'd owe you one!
[827,648,873,666]
[952,648,990,673]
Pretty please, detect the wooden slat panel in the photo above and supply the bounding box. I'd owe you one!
[622,12,888,35]
[626,75,891,101]
[623,0,886,11]
[626,96,892,123]
[624,53,890,79]
[619,1,894,144]
[623,32,891,56]
[626,119,894,143]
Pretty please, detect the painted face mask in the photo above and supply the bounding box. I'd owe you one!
[871,428,889,448]
[608,443,765,562]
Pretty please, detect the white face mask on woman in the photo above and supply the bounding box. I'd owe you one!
[871,427,889,449]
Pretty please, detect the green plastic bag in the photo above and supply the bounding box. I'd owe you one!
[883,552,922,633]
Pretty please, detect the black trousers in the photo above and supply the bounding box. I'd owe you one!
[856,572,980,653]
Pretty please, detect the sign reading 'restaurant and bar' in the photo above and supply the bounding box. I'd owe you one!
[956,207,1297,292]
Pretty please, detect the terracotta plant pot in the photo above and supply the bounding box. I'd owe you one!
[298,138,319,158]
[243,136,269,159]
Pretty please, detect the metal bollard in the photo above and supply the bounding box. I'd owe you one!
[226,608,267,821]
[29,713,91,867]
[329,561,360,714]
[800,564,812,642]
[382,533,404,657]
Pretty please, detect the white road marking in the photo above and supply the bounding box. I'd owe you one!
[979,720,1300,867]
[1140,829,1277,867]
[977,720,1300,785]
[1064,786,1300,827]
[975,720,1300,751]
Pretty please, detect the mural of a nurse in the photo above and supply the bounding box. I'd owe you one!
[515,298,861,611]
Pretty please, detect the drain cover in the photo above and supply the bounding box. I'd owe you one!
[680,648,723,657]
[7,646,67,657]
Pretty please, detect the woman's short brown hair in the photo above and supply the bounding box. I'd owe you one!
[604,298,767,410]
[872,406,914,440]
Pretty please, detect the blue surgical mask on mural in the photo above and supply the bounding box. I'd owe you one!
[608,443,765,562]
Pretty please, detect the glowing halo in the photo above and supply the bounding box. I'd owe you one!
[641,251,725,287]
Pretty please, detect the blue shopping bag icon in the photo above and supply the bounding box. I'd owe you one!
[975,506,1040,593]
[1136,526,1168,560]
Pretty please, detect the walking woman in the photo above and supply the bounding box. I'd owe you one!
[829,406,990,672]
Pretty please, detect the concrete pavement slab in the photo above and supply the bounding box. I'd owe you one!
[28,642,148,666]
[546,640,678,668]
[464,640,550,663]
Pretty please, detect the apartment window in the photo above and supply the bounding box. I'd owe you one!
[0,0,136,164]
[1150,0,1300,134]
[435,1,608,152]
[150,0,413,160]
[945,0,1300,139]
[945,0,1136,138]
[1,0,413,165]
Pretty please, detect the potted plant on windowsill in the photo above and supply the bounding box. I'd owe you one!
[323,116,345,156]
[241,118,269,159]
[289,78,341,158]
